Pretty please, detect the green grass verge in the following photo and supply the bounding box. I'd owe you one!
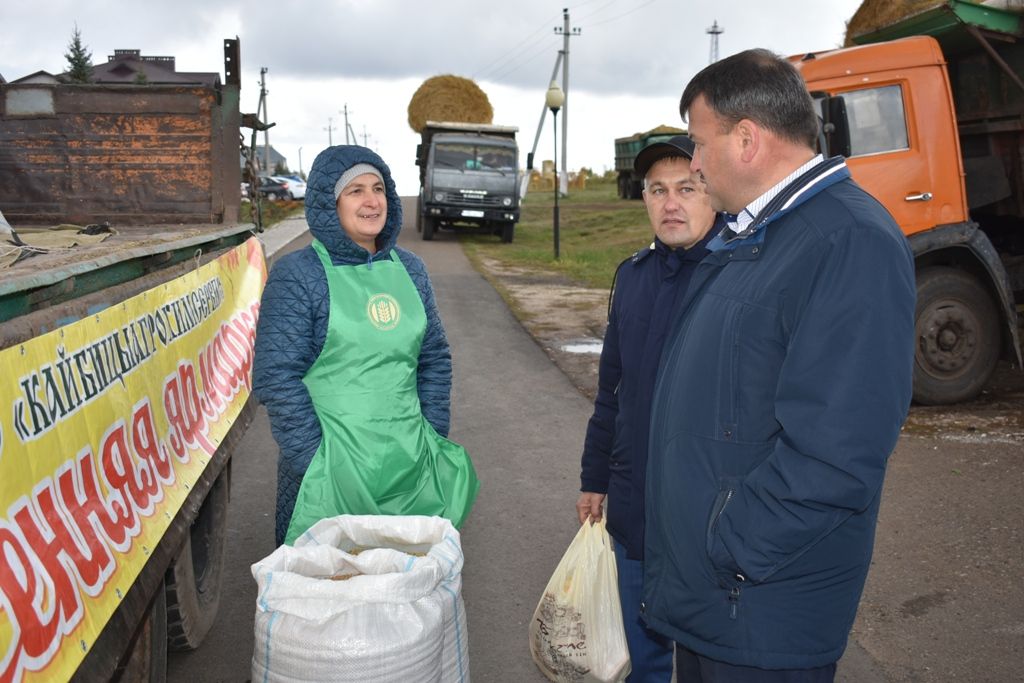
[243,198,305,228]
[458,178,652,290]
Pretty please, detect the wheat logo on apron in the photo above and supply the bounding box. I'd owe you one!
[367,293,401,330]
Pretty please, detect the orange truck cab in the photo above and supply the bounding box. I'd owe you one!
[793,0,1024,404]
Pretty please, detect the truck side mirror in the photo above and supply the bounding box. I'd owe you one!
[526,151,534,171]
[416,143,423,166]
[825,96,852,158]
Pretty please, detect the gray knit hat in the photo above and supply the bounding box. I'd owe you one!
[334,163,384,199]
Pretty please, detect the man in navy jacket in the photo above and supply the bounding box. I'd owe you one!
[578,135,721,682]
[643,50,915,682]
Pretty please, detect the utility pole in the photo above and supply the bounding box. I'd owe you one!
[259,67,270,174]
[324,117,335,146]
[361,125,369,147]
[340,104,357,145]
[707,20,724,64]
[524,52,565,199]
[554,8,580,195]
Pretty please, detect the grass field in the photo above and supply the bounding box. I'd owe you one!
[458,177,653,290]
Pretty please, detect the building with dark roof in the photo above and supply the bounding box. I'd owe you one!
[88,49,220,86]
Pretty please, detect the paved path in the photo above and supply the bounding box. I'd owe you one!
[405,223,587,681]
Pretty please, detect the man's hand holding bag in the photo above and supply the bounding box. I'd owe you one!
[529,517,631,682]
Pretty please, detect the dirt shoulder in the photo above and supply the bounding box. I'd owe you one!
[472,254,1024,439]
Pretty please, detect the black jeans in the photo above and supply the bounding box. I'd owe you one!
[676,645,836,683]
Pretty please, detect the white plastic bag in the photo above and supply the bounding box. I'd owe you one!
[529,517,630,682]
[251,515,469,683]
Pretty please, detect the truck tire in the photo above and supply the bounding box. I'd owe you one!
[165,467,229,651]
[422,216,436,241]
[913,266,1000,405]
[114,580,168,683]
[500,221,515,243]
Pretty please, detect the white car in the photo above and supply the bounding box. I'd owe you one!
[271,175,306,200]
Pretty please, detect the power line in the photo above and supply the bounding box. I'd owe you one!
[472,11,563,80]
[574,0,619,23]
[486,41,553,83]
[585,0,659,28]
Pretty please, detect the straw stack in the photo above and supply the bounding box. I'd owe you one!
[646,124,686,136]
[407,75,494,133]
[844,0,944,45]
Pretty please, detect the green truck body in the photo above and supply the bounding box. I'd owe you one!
[613,125,685,199]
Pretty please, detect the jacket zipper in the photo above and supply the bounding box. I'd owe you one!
[729,585,742,620]
[709,488,743,619]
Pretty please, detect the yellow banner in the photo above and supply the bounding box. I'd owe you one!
[0,237,266,682]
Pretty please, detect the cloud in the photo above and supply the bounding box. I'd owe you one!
[1,0,864,196]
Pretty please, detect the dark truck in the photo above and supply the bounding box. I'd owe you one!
[613,125,685,199]
[794,0,1024,404]
[416,121,520,242]
[0,39,265,681]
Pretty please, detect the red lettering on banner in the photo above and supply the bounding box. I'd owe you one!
[99,423,146,536]
[196,306,258,422]
[198,340,228,416]
[0,521,61,683]
[164,364,216,458]
[131,399,174,486]
[55,452,118,583]
[9,491,87,675]
[0,304,258,681]
[33,479,110,594]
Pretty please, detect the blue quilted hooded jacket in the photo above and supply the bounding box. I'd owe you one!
[252,145,453,545]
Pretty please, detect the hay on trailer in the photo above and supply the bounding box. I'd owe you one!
[407,75,493,133]
[646,124,686,136]
[844,0,944,45]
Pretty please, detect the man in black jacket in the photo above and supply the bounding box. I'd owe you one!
[577,135,721,682]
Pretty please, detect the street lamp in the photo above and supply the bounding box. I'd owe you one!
[298,146,303,176]
[546,81,565,259]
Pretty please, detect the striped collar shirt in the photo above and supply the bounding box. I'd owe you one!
[726,154,825,234]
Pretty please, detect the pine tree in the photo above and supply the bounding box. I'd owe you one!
[64,25,93,83]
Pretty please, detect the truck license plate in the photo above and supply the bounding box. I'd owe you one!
[461,210,484,218]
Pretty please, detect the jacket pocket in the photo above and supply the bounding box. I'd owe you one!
[704,479,743,589]
[691,291,785,443]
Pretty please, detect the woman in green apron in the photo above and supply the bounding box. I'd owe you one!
[253,146,479,546]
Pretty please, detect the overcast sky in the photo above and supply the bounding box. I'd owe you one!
[1,0,863,196]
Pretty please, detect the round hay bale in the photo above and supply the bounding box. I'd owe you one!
[646,124,686,136]
[408,75,493,133]
[845,0,944,45]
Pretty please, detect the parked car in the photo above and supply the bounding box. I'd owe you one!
[271,175,306,200]
[255,176,290,201]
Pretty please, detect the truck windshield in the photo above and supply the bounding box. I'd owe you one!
[842,85,909,157]
[435,143,516,173]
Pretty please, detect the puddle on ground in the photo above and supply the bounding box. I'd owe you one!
[561,339,603,354]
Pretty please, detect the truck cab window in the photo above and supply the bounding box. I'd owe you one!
[842,85,909,157]
[479,147,516,171]
[435,143,475,170]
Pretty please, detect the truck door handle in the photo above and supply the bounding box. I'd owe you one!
[904,192,933,202]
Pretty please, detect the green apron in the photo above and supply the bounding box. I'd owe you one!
[284,240,479,545]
